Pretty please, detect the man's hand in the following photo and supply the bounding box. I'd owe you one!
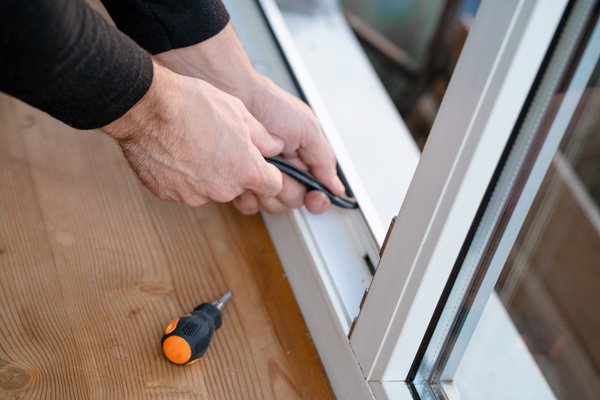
[102,62,283,207]
[155,24,346,215]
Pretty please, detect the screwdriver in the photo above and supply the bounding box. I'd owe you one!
[161,290,232,365]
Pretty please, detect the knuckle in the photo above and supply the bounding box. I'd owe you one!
[183,195,206,208]
[231,96,245,108]
[243,165,262,185]
[230,97,247,115]
[279,185,305,209]
[272,179,284,196]
[208,187,239,203]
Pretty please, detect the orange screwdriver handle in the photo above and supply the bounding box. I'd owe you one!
[161,303,222,366]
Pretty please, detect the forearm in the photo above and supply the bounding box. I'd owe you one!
[100,0,262,108]
[100,0,230,55]
[0,0,153,130]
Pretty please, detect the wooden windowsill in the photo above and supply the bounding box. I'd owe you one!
[0,94,333,399]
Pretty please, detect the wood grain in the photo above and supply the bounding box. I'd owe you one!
[0,94,334,400]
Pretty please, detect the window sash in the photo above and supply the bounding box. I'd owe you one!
[225,0,580,397]
[350,0,568,382]
[415,2,599,388]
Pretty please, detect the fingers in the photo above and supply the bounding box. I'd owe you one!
[304,190,331,214]
[247,115,284,157]
[236,189,331,215]
[243,146,283,197]
[263,157,312,212]
[277,105,344,197]
[233,191,260,215]
[256,195,288,214]
[256,173,307,214]
[234,177,332,215]
[276,174,307,209]
[237,155,333,215]
[232,191,288,215]
[233,190,332,215]
[299,133,346,197]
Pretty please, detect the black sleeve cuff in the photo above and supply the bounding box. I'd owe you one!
[0,0,154,130]
[101,0,230,55]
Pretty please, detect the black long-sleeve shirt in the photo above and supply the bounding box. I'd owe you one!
[0,0,229,129]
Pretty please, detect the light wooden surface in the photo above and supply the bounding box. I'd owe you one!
[0,94,334,400]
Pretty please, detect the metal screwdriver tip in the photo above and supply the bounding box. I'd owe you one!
[212,290,233,310]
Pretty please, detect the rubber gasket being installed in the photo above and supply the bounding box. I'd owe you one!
[265,156,359,209]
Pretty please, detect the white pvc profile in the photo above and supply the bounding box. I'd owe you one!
[275,3,421,245]
[224,0,387,398]
[224,0,376,331]
[350,0,568,382]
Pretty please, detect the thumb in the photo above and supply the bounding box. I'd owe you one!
[247,117,284,157]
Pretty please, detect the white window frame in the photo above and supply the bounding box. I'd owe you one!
[223,0,574,398]
[350,0,568,382]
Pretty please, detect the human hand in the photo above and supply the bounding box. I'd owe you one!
[154,24,345,215]
[101,62,283,207]
[232,75,346,214]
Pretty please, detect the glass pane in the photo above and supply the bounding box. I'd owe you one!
[411,6,600,399]
[491,73,600,399]
[452,29,600,400]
